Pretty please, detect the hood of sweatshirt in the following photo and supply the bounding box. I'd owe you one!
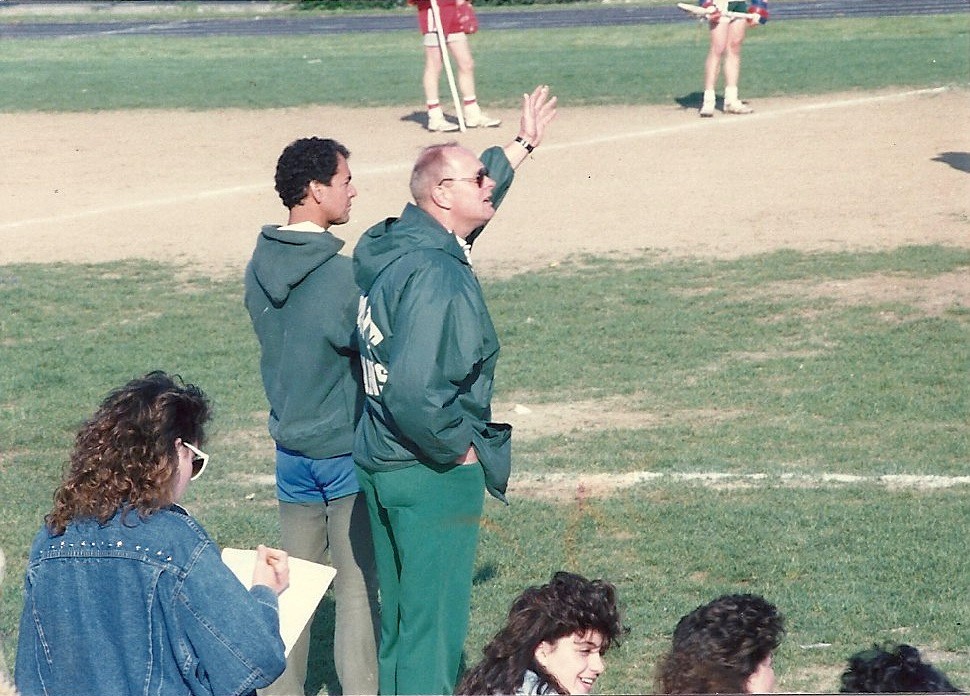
[249,224,344,306]
[353,203,468,294]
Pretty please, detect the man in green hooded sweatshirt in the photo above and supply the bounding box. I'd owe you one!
[353,85,558,696]
[244,137,380,695]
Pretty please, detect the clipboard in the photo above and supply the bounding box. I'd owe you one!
[221,547,336,657]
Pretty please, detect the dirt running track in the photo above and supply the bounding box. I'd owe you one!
[1,88,968,278]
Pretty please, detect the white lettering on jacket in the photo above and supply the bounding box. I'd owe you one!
[358,295,387,397]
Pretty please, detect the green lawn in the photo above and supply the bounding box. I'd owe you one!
[0,15,966,110]
[1,6,968,693]
[2,247,968,692]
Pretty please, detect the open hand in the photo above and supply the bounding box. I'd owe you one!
[517,85,558,149]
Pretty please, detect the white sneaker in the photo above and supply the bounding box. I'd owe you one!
[724,100,753,114]
[463,106,501,128]
[428,114,460,132]
[699,98,715,118]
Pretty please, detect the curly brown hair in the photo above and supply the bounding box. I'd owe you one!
[840,643,962,693]
[456,571,626,695]
[275,137,350,210]
[656,593,785,694]
[45,371,211,536]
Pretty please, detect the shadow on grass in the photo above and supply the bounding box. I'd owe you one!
[675,91,706,110]
[305,596,340,696]
[473,563,498,585]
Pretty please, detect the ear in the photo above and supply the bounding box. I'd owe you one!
[308,181,325,203]
[428,183,452,211]
[534,641,553,669]
[174,438,190,458]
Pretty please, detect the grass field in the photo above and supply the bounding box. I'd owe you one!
[1,4,969,694]
[0,15,966,110]
[2,248,968,692]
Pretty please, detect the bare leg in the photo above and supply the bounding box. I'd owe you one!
[446,34,499,127]
[723,19,752,112]
[422,43,459,131]
[703,17,730,91]
[422,44,444,106]
[699,18,730,115]
[723,18,747,91]
[446,36,476,100]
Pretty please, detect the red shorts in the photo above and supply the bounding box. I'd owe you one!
[414,0,463,36]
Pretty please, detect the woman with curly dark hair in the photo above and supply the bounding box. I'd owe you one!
[840,642,962,693]
[456,571,625,695]
[656,593,785,694]
[16,372,289,696]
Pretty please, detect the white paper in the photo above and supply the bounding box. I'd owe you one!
[221,547,336,657]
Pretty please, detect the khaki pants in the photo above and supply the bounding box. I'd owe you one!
[260,494,380,696]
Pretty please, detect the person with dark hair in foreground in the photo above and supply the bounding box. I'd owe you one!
[656,593,785,694]
[15,372,288,696]
[457,571,626,695]
[840,642,962,693]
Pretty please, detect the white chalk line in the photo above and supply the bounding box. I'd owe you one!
[242,470,970,491]
[0,162,409,232]
[0,87,948,233]
[511,470,970,492]
[542,86,949,151]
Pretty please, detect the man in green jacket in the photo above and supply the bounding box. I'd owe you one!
[353,85,558,696]
[244,137,380,695]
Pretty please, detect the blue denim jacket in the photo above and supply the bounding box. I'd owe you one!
[15,505,286,696]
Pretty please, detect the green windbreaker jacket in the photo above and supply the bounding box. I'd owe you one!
[352,147,514,502]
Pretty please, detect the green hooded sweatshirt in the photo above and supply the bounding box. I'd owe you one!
[352,147,514,502]
[244,224,363,460]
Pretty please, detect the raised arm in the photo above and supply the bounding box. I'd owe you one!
[503,84,558,169]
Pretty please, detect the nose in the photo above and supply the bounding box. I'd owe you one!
[589,652,605,674]
[349,184,358,198]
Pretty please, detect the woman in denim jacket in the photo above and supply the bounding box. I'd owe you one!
[15,372,289,696]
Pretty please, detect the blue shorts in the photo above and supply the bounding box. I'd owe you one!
[275,446,360,504]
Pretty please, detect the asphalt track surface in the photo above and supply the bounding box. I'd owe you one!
[1,0,967,39]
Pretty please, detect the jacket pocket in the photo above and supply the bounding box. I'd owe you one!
[472,421,512,504]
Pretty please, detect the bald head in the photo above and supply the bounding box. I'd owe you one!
[410,143,465,207]
[409,144,497,238]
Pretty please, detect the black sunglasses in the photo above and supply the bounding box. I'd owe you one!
[437,166,489,188]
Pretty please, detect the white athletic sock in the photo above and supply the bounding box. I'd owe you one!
[725,86,739,104]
